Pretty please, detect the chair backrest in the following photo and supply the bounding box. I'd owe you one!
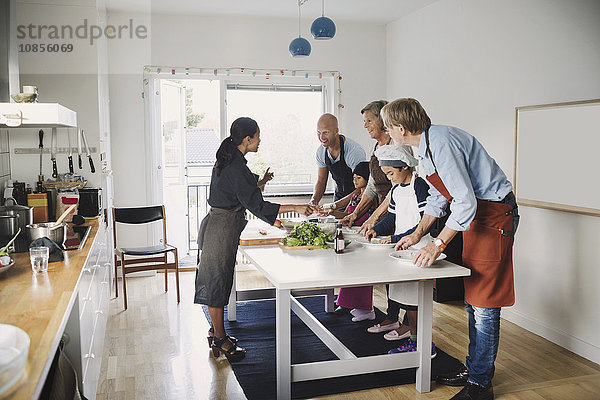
[114,206,164,224]
[112,205,168,249]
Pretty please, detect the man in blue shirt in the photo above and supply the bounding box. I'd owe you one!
[381,98,520,400]
[310,113,367,204]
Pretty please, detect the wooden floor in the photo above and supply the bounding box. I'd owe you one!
[97,268,600,400]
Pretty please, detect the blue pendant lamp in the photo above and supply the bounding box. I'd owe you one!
[311,0,336,40]
[289,0,311,57]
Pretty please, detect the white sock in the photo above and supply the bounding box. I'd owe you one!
[351,310,376,322]
[351,308,373,316]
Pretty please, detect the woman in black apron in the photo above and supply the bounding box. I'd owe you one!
[195,117,314,362]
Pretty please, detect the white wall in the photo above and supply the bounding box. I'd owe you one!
[107,12,387,210]
[386,0,600,363]
[13,2,105,190]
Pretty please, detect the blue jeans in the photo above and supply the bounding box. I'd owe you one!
[465,304,500,387]
[465,192,519,387]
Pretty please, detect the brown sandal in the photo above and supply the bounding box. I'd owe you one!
[211,336,246,361]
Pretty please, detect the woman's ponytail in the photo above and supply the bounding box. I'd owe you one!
[214,117,259,175]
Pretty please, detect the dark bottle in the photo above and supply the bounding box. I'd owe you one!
[334,223,345,254]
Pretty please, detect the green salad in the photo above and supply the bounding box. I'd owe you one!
[281,222,332,247]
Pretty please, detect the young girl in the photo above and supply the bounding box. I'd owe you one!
[365,144,436,357]
[319,161,371,225]
[320,162,377,322]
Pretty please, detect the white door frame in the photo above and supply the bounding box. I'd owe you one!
[145,72,335,244]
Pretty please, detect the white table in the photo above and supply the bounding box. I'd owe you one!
[235,244,470,399]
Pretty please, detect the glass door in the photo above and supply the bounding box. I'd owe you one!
[159,80,188,262]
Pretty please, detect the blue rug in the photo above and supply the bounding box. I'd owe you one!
[203,296,463,399]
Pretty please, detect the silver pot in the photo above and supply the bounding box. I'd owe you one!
[0,214,19,237]
[0,199,34,231]
[26,222,67,246]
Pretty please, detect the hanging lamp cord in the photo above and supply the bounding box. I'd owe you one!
[322,0,325,17]
[298,0,301,37]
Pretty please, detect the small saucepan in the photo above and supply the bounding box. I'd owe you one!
[26,222,67,246]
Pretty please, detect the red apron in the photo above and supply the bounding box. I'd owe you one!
[426,172,515,308]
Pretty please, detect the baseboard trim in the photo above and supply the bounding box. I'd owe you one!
[502,308,600,365]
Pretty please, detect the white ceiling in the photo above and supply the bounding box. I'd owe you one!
[104,0,440,24]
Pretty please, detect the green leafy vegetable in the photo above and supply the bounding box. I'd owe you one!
[281,222,332,247]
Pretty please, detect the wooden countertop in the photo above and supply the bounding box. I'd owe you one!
[0,220,100,399]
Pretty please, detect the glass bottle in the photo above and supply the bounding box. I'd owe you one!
[334,223,345,254]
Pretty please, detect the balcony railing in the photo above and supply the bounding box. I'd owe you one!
[188,183,210,251]
[187,183,303,251]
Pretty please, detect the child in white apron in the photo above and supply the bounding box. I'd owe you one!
[366,145,436,357]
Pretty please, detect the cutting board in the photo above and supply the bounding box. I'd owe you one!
[239,219,287,246]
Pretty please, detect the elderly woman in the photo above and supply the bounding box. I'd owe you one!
[341,100,393,227]
[338,100,410,335]
[195,117,315,362]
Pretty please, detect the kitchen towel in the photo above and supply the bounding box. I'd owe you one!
[29,237,64,262]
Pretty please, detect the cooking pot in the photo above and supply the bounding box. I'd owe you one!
[0,214,19,238]
[26,222,67,246]
[0,199,34,231]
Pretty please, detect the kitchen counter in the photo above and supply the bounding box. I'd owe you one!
[0,220,104,399]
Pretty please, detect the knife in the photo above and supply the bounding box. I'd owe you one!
[51,127,58,178]
[77,128,83,169]
[67,128,74,174]
[81,129,95,173]
[37,129,44,193]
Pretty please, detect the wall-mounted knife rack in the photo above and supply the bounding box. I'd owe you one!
[13,147,97,154]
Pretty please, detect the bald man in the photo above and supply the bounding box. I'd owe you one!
[310,113,367,205]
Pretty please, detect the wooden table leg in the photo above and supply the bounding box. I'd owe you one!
[276,288,291,399]
[416,280,433,393]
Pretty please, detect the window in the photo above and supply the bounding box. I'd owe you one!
[226,84,325,194]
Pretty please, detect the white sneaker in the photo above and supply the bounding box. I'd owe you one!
[351,310,376,322]
[367,321,400,334]
[384,329,411,341]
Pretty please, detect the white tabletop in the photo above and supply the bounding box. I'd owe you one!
[240,245,470,291]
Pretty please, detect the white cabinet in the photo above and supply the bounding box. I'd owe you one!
[77,219,112,399]
[0,103,77,128]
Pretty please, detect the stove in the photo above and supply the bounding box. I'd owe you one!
[64,225,91,251]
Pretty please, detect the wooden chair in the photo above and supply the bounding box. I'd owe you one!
[112,205,180,310]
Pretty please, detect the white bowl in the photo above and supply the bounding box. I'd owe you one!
[10,93,37,103]
[341,226,362,237]
[355,237,395,250]
[0,324,30,395]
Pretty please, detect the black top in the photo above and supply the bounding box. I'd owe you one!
[324,135,355,201]
[208,149,280,224]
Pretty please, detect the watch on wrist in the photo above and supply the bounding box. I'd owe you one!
[434,237,447,250]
